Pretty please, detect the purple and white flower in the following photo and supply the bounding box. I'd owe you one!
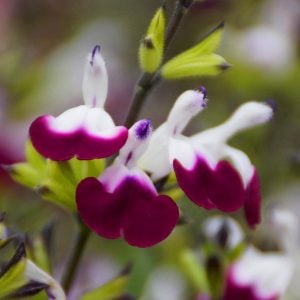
[76,119,179,248]
[29,45,128,161]
[223,247,293,300]
[140,90,274,227]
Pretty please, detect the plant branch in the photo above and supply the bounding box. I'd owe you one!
[62,218,91,294]
[125,0,195,127]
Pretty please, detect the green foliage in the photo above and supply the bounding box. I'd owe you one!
[161,22,230,79]
[0,245,27,299]
[139,6,166,73]
[81,268,131,300]
[9,141,105,211]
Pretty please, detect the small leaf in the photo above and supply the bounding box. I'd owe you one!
[81,265,131,300]
[161,22,231,79]
[0,244,27,298]
[25,141,46,171]
[139,6,166,73]
[10,163,45,188]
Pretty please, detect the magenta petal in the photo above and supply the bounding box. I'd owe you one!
[173,158,215,210]
[123,193,179,248]
[30,116,76,161]
[76,176,179,248]
[244,169,261,228]
[223,269,277,300]
[174,157,245,212]
[29,115,128,160]
[76,127,128,160]
[76,177,125,239]
[206,160,245,212]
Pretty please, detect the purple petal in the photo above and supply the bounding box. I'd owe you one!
[29,115,128,160]
[76,176,179,248]
[76,177,125,239]
[206,160,245,212]
[223,268,277,300]
[173,158,215,210]
[174,156,245,212]
[244,169,261,228]
[123,193,179,248]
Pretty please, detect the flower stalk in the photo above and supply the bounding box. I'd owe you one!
[125,0,195,127]
[62,218,91,294]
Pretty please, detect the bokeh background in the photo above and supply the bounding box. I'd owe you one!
[0,0,299,299]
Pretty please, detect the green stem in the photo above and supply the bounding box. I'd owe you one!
[62,219,91,293]
[125,0,195,127]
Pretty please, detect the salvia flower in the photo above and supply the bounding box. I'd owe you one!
[203,216,244,250]
[76,119,179,248]
[29,45,128,161]
[139,87,208,180]
[173,101,274,227]
[223,247,293,300]
[140,91,274,227]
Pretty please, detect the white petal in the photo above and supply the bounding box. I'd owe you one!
[166,89,207,135]
[100,161,157,195]
[51,105,88,132]
[118,120,152,169]
[50,106,119,137]
[203,216,244,249]
[82,46,108,108]
[169,137,197,170]
[192,101,273,144]
[222,145,254,187]
[138,124,172,180]
[26,260,66,300]
[233,247,293,298]
[84,107,119,137]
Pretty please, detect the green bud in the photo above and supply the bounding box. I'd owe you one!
[139,6,166,73]
[161,22,231,79]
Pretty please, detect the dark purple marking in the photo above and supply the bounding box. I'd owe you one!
[76,176,179,248]
[90,45,101,66]
[135,119,152,140]
[199,85,207,99]
[29,115,128,161]
[265,99,277,113]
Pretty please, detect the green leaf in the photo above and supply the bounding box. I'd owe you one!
[9,140,106,211]
[81,268,130,300]
[161,22,231,79]
[139,6,166,73]
[10,163,45,188]
[0,245,27,298]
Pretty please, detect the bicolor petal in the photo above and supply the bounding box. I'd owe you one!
[223,247,293,300]
[76,120,179,248]
[30,45,128,161]
[172,101,274,227]
[139,87,208,180]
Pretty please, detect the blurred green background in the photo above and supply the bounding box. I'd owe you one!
[0,0,299,299]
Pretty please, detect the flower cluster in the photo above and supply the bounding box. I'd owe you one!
[28,46,274,247]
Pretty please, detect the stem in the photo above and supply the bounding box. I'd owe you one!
[62,219,90,293]
[125,0,195,127]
